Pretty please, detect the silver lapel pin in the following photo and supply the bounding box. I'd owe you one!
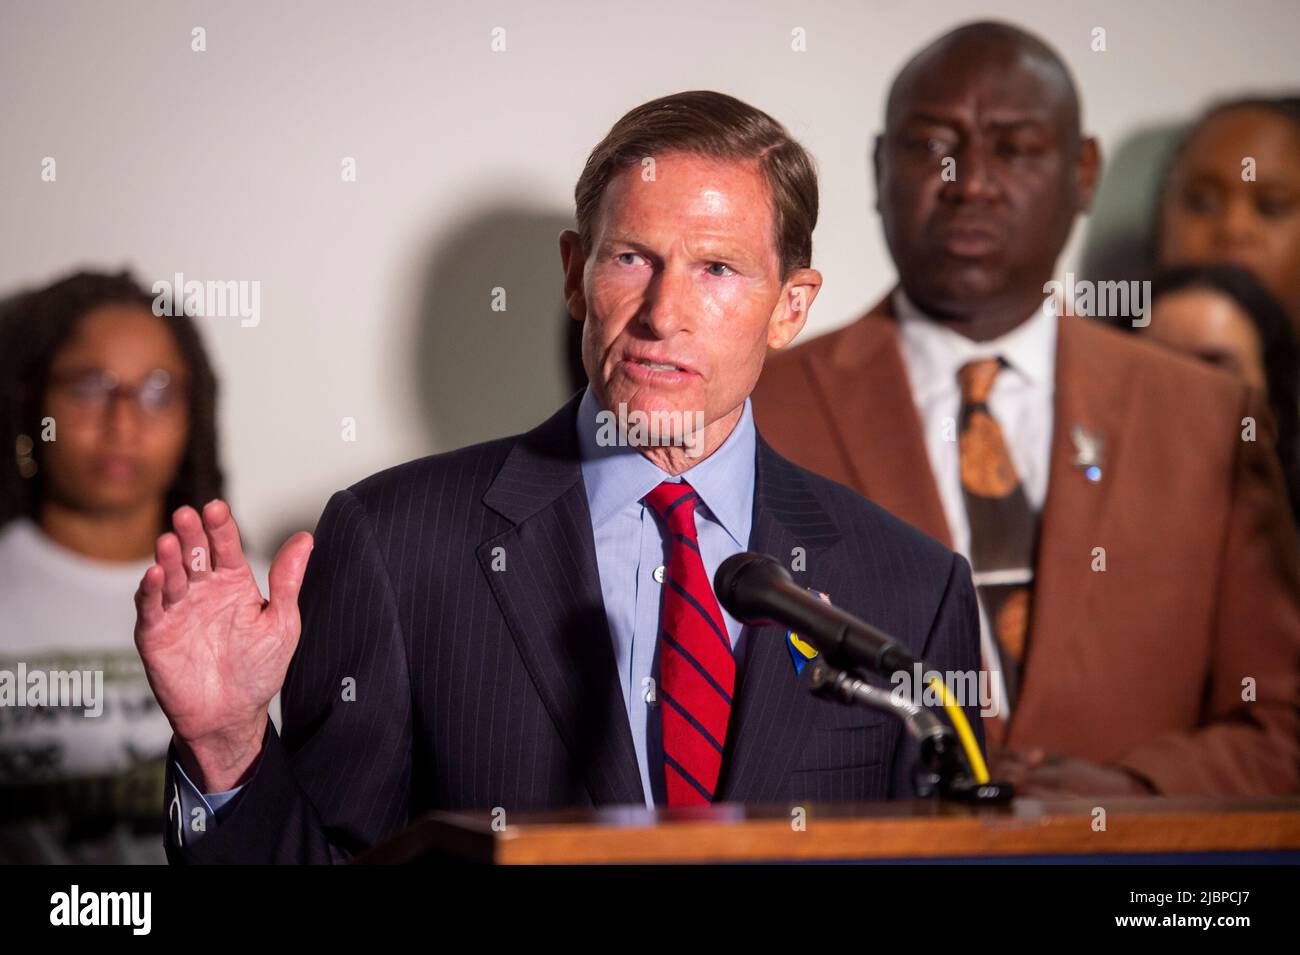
[1070,424,1104,483]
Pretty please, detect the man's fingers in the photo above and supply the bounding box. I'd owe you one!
[1023,747,1049,767]
[267,531,314,627]
[202,499,249,573]
[173,506,212,578]
[134,564,166,632]
[992,750,1031,787]
[155,532,188,607]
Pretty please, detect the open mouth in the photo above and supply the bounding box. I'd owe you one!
[619,355,696,384]
[629,357,687,372]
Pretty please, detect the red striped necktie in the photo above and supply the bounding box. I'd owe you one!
[643,480,736,806]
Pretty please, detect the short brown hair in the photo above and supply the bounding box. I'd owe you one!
[574,90,819,277]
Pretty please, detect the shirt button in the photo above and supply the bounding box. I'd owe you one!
[653,565,666,584]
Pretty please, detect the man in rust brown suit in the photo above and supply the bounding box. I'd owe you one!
[753,22,1300,796]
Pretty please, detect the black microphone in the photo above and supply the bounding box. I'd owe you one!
[714,551,919,677]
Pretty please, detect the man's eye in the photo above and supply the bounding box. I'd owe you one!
[615,252,644,266]
[705,262,735,277]
[902,136,947,154]
[1257,195,1298,219]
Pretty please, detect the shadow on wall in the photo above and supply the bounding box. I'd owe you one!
[412,205,588,454]
[260,206,590,556]
[1078,121,1187,297]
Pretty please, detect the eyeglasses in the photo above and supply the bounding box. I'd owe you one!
[47,367,188,418]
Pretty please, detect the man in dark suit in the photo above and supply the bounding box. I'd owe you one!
[134,91,982,863]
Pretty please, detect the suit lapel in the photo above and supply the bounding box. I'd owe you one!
[809,294,952,547]
[476,394,644,806]
[1016,317,1140,731]
[474,395,886,806]
[715,436,846,802]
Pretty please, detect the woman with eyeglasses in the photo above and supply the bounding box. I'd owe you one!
[0,269,238,862]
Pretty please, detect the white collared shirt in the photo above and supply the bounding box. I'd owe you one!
[893,288,1058,561]
[893,290,1057,715]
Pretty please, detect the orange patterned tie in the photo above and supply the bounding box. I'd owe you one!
[957,358,1038,733]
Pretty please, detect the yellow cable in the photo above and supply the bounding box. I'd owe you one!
[926,676,990,784]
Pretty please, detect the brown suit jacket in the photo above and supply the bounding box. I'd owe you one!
[752,292,1300,795]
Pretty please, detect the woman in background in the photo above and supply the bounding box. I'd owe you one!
[1144,263,1300,528]
[0,269,223,862]
[1158,96,1300,332]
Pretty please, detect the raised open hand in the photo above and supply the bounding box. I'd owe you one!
[134,499,313,791]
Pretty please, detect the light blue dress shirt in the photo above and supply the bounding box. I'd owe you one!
[576,385,755,806]
[172,385,757,837]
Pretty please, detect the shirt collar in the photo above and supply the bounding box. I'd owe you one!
[576,384,755,548]
[893,287,1058,400]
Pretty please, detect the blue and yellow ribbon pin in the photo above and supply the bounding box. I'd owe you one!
[786,590,830,675]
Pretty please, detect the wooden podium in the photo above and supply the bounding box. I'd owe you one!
[355,796,1300,864]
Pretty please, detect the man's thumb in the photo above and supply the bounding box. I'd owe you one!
[268,531,314,612]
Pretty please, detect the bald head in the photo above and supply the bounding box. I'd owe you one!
[873,20,1100,340]
[885,21,1083,150]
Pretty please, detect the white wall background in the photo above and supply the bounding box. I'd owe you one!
[2,0,1297,554]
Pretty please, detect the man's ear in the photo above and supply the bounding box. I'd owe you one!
[1077,136,1103,213]
[558,229,587,322]
[768,268,822,350]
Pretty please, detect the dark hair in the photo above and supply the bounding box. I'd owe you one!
[0,269,224,527]
[1155,94,1300,260]
[573,90,819,278]
[1149,263,1300,521]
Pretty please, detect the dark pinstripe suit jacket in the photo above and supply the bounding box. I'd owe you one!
[164,392,981,863]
